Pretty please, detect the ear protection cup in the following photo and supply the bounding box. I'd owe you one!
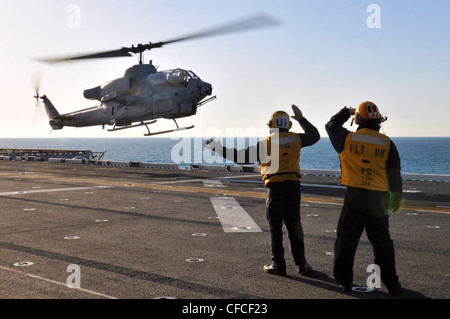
[268,111,292,129]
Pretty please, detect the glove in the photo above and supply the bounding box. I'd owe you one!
[392,201,401,213]
[292,104,303,121]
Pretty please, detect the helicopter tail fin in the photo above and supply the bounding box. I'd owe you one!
[41,95,60,119]
[40,95,64,130]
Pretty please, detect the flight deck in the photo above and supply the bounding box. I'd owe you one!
[0,159,448,301]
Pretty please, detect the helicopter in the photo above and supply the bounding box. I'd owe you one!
[34,13,280,136]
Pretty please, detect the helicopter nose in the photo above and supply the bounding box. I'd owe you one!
[201,81,212,95]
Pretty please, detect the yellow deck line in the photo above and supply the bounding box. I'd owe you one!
[2,172,449,214]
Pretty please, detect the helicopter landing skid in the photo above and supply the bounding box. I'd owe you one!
[107,119,194,136]
[144,125,194,136]
[107,120,157,132]
[144,119,194,136]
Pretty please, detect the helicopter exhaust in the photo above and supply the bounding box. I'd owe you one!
[84,77,133,102]
[83,86,102,100]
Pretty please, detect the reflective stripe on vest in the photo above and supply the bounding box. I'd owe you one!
[258,132,301,186]
[339,128,390,191]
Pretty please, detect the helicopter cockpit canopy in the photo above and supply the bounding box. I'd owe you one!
[147,68,199,86]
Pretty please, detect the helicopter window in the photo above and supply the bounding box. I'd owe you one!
[188,70,200,80]
[147,72,168,85]
[147,69,194,86]
[167,69,191,86]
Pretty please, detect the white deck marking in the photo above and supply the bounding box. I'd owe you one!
[0,265,117,299]
[203,180,224,188]
[0,186,111,196]
[210,197,262,233]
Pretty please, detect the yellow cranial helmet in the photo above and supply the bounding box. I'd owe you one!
[268,111,292,129]
[355,101,381,124]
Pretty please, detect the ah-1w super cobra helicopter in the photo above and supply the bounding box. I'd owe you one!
[34,14,280,136]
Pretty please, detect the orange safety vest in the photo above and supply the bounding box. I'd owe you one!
[258,131,301,186]
[339,128,391,191]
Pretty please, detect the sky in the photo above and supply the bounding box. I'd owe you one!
[0,0,449,138]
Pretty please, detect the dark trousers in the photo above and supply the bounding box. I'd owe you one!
[333,187,399,289]
[266,180,306,269]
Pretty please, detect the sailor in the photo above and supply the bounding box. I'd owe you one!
[325,101,403,293]
[206,105,320,276]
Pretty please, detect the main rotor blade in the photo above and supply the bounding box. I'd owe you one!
[160,12,282,46]
[37,12,281,63]
[39,48,132,63]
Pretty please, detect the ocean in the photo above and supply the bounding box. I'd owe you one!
[0,137,449,175]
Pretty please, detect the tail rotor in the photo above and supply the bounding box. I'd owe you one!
[31,71,46,122]
[31,71,43,105]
